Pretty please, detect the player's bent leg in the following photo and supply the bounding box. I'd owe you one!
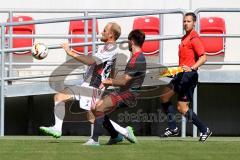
[91,97,114,125]
[87,110,95,124]
[93,96,137,144]
[39,89,73,138]
[94,96,115,114]
[159,86,175,103]
[54,88,73,103]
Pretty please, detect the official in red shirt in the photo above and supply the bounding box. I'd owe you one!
[159,12,212,142]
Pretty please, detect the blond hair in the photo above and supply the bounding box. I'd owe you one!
[108,22,121,40]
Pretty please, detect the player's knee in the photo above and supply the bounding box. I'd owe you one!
[160,95,170,103]
[95,104,104,112]
[177,105,181,112]
[177,108,185,114]
[160,87,174,102]
[177,102,188,114]
[91,108,104,119]
[54,93,60,102]
[90,102,103,118]
[54,92,66,102]
[159,91,173,102]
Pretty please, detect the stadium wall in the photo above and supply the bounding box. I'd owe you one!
[1,0,240,136]
[5,84,240,136]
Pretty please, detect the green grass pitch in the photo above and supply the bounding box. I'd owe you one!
[1,136,240,160]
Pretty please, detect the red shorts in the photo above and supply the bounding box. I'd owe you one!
[109,90,137,107]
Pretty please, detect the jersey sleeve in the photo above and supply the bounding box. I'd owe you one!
[92,46,117,65]
[125,66,138,77]
[125,58,145,78]
[191,36,205,57]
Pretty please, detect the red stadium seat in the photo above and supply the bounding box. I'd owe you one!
[200,17,226,56]
[69,20,99,54]
[133,16,160,56]
[6,16,35,54]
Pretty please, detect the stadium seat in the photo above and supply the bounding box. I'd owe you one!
[69,19,99,54]
[133,16,160,56]
[200,17,226,56]
[6,16,35,54]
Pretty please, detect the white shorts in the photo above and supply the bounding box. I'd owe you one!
[65,82,104,111]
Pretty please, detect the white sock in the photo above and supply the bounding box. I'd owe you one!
[90,123,94,138]
[110,120,128,137]
[53,101,65,131]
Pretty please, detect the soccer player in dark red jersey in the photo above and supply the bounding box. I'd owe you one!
[87,29,146,145]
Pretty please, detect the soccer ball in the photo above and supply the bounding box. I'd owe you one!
[31,43,48,60]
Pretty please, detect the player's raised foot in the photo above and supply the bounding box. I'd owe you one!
[199,128,212,142]
[160,127,179,138]
[39,126,62,139]
[106,133,124,145]
[124,126,137,143]
[82,138,100,146]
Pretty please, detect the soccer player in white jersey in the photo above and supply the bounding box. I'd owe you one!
[84,29,146,146]
[39,22,121,138]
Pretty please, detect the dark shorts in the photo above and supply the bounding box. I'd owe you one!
[109,90,138,108]
[170,70,198,102]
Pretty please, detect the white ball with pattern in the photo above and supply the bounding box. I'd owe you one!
[31,43,48,60]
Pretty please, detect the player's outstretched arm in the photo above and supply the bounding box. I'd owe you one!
[61,43,96,65]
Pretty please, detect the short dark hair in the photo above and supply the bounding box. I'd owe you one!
[128,29,145,47]
[185,12,197,22]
